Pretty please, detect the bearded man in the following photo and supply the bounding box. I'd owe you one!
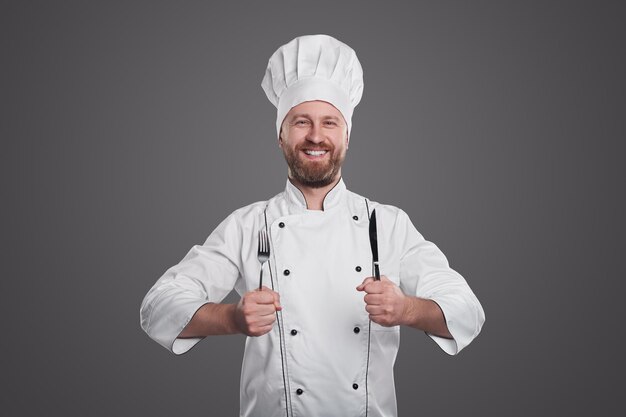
[140,34,485,417]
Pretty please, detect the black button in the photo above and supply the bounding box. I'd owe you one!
[353,383,359,390]
[352,215,358,221]
[290,329,298,336]
[283,269,290,276]
[296,388,304,395]
[279,222,285,228]
[353,327,360,334]
[355,266,362,272]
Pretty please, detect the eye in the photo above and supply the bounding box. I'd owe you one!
[324,120,338,127]
[294,119,310,126]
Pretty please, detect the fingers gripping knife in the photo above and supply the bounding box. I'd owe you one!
[369,209,381,281]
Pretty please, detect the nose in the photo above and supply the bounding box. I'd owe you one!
[306,123,324,144]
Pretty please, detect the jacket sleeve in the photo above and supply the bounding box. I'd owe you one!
[395,209,485,355]
[139,213,243,355]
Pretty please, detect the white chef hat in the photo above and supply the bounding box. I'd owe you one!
[261,34,364,138]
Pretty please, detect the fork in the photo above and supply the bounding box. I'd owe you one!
[257,229,270,290]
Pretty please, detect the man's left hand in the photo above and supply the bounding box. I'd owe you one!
[356,276,408,327]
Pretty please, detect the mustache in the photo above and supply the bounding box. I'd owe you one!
[297,145,333,151]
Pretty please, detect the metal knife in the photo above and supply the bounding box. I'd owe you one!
[369,209,381,280]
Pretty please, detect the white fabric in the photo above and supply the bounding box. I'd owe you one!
[261,34,364,137]
[140,179,485,417]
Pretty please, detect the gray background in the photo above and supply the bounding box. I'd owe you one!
[3,1,625,416]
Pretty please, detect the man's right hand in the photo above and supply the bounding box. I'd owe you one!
[234,286,282,337]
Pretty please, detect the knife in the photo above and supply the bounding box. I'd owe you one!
[369,209,381,280]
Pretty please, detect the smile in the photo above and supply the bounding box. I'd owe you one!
[303,150,328,156]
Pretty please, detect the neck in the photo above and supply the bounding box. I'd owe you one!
[289,175,341,211]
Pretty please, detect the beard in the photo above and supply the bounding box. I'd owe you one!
[282,143,346,188]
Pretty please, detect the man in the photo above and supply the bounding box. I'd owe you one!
[140,34,485,417]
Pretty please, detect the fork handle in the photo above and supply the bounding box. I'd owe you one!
[258,268,263,291]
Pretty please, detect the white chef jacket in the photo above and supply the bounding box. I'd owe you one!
[140,179,485,417]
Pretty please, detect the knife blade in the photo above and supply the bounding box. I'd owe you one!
[369,209,381,280]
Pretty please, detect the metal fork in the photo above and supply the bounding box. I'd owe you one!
[257,229,270,290]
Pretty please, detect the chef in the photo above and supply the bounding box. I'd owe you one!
[140,34,485,417]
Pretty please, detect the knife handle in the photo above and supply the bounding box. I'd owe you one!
[373,262,380,281]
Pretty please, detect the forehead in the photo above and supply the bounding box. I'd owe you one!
[285,100,343,119]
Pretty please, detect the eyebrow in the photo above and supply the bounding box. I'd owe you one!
[289,113,341,121]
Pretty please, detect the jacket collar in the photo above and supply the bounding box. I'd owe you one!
[285,178,347,211]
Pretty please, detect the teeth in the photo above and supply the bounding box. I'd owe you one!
[305,150,327,156]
